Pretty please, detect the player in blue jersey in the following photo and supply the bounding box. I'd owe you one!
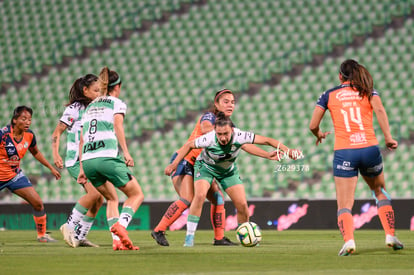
[1,106,61,242]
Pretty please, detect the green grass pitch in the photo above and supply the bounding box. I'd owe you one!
[0,230,412,275]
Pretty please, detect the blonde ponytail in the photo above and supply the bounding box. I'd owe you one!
[99,66,110,96]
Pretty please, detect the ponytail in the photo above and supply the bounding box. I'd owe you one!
[98,66,121,96]
[99,67,110,96]
[67,74,98,107]
[339,59,373,99]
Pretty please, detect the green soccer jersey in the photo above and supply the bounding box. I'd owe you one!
[194,128,255,174]
[59,102,86,167]
[81,96,127,161]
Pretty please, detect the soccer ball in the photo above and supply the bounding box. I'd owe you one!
[236,221,262,247]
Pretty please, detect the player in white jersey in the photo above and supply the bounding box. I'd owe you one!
[165,112,302,246]
[52,74,103,248]
[77,67,144,251]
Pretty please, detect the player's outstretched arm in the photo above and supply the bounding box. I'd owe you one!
[241,144,275,159]
[29,145,61,179]
[164,140,195,176]
[309,107,331,146]
[253,135,303,160]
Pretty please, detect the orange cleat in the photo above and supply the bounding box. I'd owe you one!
[110,222,135,250]
[113,239,139,251]
[113,239,125,250]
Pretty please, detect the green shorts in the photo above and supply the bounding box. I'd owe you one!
[67,162,80,180]
[82,157,133,188]
[194,161,242,190]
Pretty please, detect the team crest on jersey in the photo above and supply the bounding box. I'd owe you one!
[231,145,237,151]
[23,142,29,149]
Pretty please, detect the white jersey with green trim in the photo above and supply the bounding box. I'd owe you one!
[195,127,255,174]
[59,102,85,167]
[81,96,127,161]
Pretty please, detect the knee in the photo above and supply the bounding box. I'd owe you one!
[194,193,207,206]
[107,197,119,205]
[236,202,249,215]
[212,191,224,205]
[137,191,144,204]
[31,200,44,212]
[95,195,104,208]
[130,188,144,204]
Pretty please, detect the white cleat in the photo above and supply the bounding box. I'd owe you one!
[60,223,79,248]
[78,239,99,248]
[386,234,404,250]
[338,239,356,256]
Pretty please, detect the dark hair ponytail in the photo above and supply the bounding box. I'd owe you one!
[214,111,233,128]
[340,59,373,99]
[67,74,98,107]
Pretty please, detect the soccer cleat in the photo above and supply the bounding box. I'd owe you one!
[386,235,404,250]
[110,222,134,250]
[78,239,100,248]
[113,239,125,251]
[112,239,139,251]
[37,233,58,243]
[127,244,140,250]
[151,230,169,246]
[184,234,194,247]
[213,236,238,246]
[60,223,78,248]
[338,239,356,256]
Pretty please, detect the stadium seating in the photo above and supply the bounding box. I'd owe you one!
[0,0,199,85]
[1,0,413,201]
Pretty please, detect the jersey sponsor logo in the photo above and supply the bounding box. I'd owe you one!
[349,132,367,145]
[242,132,253,140]
[217,153,233,161]
[335,90,361,101]
[11,171,25,182]
[366,163,383,173]
[10,155,20,161]
[83,140,105,153]
[336,161,354,171]
[16,143,26,151]
[97,98,113,104]
[6,142,14,147]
